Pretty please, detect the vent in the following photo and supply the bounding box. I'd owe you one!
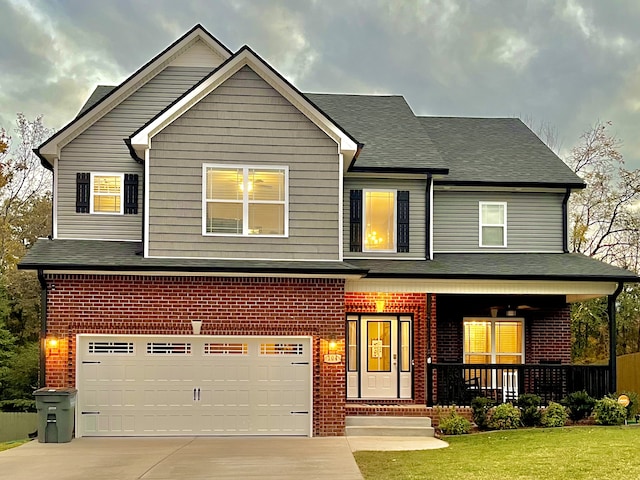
[204,343,248,355]
[260,343,304,355]
[146,342,192,355]
[88,342,134,354]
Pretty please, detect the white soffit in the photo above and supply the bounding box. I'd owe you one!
[345,278,619,297]
[39,27,231,162]
[129,48,358,165]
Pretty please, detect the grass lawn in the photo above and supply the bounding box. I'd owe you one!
[0,439,30,452]
[354,426,640,480]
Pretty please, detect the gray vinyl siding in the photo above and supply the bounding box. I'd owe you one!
[343,178,426,258]
[57,66,211,240]
[147,66,341,260]
[433,191,564,252]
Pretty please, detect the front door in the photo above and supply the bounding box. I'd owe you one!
[346,314,412,399]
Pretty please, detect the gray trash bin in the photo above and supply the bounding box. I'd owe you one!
[34,388,77,443]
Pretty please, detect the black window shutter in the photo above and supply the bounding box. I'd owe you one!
[397,190,410,252]
[350,190,363,252]
[124,174,139,214]
[76,173,90,213]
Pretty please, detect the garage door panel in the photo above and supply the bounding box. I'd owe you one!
[78,335,311,437]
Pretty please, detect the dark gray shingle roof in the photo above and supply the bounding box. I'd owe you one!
[19,239,366,276]
[348,253,638,281]
[305,93,448,172]
[77,86,116,117]
[418,117,584,186]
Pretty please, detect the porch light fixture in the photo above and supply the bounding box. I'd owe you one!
[505,307,517,317]
[45,336,60,356]
[328,337,337,352]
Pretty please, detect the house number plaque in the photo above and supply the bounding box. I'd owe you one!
[371,340,383,358]
[323,354,342,363]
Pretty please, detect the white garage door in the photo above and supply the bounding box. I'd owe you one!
[76,335,312,437]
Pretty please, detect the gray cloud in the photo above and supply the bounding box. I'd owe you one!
[0,0,638,168]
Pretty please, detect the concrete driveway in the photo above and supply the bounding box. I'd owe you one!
[0,437,364,480]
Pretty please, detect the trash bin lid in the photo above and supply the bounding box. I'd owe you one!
[34,387,78,396]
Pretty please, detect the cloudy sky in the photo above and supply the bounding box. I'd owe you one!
[1,0,639,168]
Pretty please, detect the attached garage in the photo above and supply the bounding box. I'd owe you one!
[76,335,312,437]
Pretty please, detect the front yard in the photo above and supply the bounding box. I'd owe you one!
[355,426,640,480]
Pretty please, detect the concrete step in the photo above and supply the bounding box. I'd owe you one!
[345,416,434,437]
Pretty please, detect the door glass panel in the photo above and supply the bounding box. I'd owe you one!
[367,321,391,372]
[347,320,358,372]
[400,321,410,372]
[496,322,522,354]
[464,321,490,361]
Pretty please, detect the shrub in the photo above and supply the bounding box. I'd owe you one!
[471,396,495,431]
[593,397,626,426]
[0,399,36,412]
[438,409,471,435]
[488,403,521,430]
[561,391,596,422]
[517,394,542,427]
[541,402,568,427]
[612,391,639,421]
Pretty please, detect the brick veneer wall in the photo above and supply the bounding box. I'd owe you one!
[44,274,346,437]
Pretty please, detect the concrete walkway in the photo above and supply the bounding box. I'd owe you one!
[0,437,365,480]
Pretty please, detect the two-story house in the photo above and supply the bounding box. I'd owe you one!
[21,25,637,437]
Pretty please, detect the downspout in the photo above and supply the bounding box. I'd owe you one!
[37,269,47,387]
[608,282,624,393]
[562,188,571,253]
[426,292,432,406]
[425,174,432,260]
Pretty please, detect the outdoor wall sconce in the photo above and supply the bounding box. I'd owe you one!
[375,300,385,312]
[328,337,337,352]
[191,320,203,335]
[45,336,60,356]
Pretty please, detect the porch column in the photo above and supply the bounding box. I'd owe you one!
[608,282,624,393]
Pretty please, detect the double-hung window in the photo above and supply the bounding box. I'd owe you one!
[91,173,124,214]
[464,318,524,365]
[203,165,288,236]
[363,189,396,252]
[479,202,507,247]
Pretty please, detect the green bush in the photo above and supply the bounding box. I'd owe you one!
[561,391,596,422]
[0,399,36,412]
[438,409,471,435]
[541,402,568,427]
[471,396,495,431]
[488,403,521,430]
[517,394,542,427]
[612,391,639,421]
[593,397,627,426]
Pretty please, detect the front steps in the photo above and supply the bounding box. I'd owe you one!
[345,416,435,437]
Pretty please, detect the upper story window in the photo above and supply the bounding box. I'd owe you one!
[364,189,396,252]
[479,202,507,247]
[76,172,138,215]
[203,165,288,236]
[91,173,123,214]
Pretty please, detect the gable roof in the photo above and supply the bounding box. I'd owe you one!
[419,117,584,188]
[306,94,448,174]
[129,46,360,167]
[77,86,116,117]
[36,24,232,168]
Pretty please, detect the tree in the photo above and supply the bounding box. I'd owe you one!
[564,121,640,363]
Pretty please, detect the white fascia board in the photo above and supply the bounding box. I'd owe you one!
[130,48,358,161]
[345,278,619,297]
[39,28,231,161]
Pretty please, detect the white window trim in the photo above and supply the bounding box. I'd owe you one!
[362,188,397,253]
[479,201,507,248]
[202,164,289,237]
[463,317,525,364]
[90,172,124,215]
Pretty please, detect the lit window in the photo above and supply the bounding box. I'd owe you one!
[203,165,287,236]
[479,202,507,247]
[463,318,524,365]
[91,173,123,214]
[364,190,395,251]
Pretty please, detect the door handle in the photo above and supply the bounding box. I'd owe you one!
[193,388,196,401]
[197,388,201,401]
